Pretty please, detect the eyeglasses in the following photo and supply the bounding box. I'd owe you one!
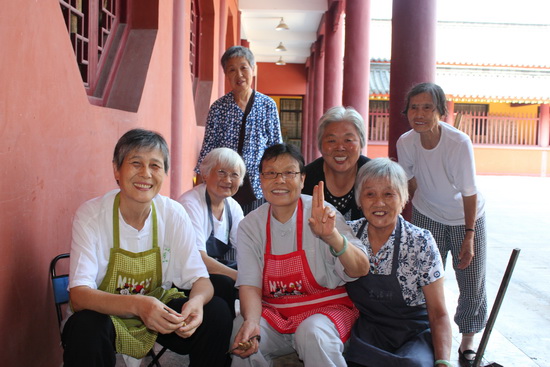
[216,169,241,181]
[261,171,301,180]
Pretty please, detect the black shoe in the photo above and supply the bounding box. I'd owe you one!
[458,348,476,367]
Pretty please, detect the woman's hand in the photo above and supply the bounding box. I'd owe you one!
[308,181,337,238]
[174,297,204,338]
[457,234,475,269]
[230,320,261,358]
[136,296,187,334]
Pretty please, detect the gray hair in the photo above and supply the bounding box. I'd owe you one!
[354,158,409,210]
[113,129,169,174]
[199,148,246,186]
[221,46,256,70]
[317,106,366,151]
[402,82,448,117]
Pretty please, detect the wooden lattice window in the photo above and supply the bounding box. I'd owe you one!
[59,0,121,94]
[190,0,200,82]
[280,98,303,148]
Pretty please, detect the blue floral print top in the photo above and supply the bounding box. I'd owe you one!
[347,216,445,306]
[195,91,282,199]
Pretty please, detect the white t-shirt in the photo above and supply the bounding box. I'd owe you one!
[177,184,244,252]
[397,121,485,225]
[236,195,367,289]
[69,189,208,292]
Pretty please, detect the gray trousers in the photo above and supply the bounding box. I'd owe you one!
[230,313,346,367]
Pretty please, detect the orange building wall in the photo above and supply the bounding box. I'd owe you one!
[364,143,550,177]
[0,1,230,365]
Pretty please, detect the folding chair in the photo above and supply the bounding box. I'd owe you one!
[50,253,70,336]
[50,253,167,366]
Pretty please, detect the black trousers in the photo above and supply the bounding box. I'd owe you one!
[209,273,238,319]
[62,296,232,367]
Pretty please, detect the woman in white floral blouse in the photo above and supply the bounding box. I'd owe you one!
[345,158,453,367]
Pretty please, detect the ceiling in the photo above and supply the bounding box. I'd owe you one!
[239,0,328,65]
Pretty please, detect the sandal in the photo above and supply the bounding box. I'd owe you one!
[458,348,476,367]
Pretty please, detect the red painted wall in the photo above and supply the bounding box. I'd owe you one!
[256,62,307,96]
[0,0,233,365]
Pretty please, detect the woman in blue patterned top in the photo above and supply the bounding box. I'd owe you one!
[345,158,453,367]
[195,46,282,214]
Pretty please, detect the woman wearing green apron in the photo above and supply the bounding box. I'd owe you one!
[62,129,232,367]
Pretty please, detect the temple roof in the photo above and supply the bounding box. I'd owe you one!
[369,60,550,104]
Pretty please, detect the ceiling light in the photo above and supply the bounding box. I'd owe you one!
[276,17,289,31]
[275,56,286,66]
[275,42,287,52]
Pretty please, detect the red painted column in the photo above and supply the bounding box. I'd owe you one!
[170,0,185,198]
[218,0,227,97]
[312,38,325,160]
[539,104,550,147]
[343,0,371,155]
[323,3,344,113]
[302,58,312,162]
[306,54,317,162]
[388,0,437,160]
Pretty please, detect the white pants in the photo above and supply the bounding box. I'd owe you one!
[230,314,346,367]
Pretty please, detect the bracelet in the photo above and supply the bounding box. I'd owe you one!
[465,228,475,232]
[435,360,454,367]
[330,234,348,257]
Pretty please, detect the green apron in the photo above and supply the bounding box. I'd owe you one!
[98,193,186,359]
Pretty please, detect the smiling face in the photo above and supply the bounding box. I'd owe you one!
[204,163,241,203]
[113,148,165,207]
[224,56,254,94]
[320,120,362,174]
[260,154,305,220]
[359,176,402,234]
[407,92,441,135]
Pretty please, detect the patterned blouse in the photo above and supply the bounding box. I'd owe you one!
[195,91,282,199]
[347,216,445,306]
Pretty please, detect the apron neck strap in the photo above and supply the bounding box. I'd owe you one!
[205,190,232,237]
[113,193,157,249]
[356,216,402,275]
[266,199,303,254]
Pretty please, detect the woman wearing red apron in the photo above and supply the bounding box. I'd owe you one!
[345,158,453,367]
[230,144,370,367]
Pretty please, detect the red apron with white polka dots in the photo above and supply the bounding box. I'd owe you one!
[261,199,358,342]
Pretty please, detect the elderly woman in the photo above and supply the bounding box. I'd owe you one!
[179,147,246,317]
[62,129,232,367]
[230,143,369,367]
[397,83,487,367]
[195,46,282,214]
[345,158,452,367]
[303,106,370,220]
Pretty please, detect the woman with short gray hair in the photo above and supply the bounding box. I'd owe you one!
[346,158,452,367]
[397,82,487,366]
[179,147,246,318]
[303,106,370,220]
[195,46,282,214]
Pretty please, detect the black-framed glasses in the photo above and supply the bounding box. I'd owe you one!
[216,169,240,181]
[261,171,301,180]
